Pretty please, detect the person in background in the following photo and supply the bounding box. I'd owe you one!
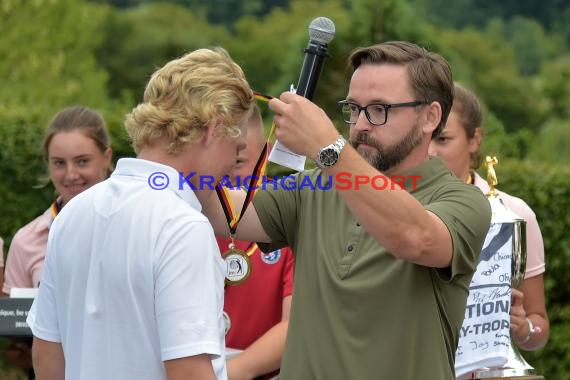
[204,41,492,379]
[27,47,254,380]
[2,106,113,377]
[3,106,113,294]
[429,82,549,352]
[217,104,294,380]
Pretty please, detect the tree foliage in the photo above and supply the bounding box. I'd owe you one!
[434,23,550,147]
[96,2,231,101]
[539,56,570,119]
[0,0,111,112]
[0,0,122,244]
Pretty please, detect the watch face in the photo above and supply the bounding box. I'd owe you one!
[319,148,339,166]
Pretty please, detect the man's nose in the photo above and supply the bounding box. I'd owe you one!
[351,112,373,133]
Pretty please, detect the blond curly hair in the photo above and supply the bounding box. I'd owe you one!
[125,47,254,154]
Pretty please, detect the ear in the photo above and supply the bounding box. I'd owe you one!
[101,147,113,177]
[103,147,113,164]
[422,101,442,135]
[201,119,222,148]
[469,127,482,153]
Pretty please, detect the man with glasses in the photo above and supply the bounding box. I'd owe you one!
[204,41,491,379]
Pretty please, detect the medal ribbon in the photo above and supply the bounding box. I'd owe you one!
[216,143,268,236]
[48,199,63,229]
[50,199,63,220]
[245,242,259,257]
[216,91,276,238]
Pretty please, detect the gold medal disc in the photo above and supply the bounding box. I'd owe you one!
[223,247,252,285]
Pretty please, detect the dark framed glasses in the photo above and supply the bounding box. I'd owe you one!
[337,100,427,126]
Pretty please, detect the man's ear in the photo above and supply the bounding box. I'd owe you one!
[422,101,442,135]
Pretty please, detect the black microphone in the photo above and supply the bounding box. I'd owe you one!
[295,17,336,100]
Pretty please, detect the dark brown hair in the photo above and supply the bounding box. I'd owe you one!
[43,106,112,176]
[453,83,484,169]
[44,106,110,154]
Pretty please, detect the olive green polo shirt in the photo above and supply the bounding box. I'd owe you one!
[253,157,491,380]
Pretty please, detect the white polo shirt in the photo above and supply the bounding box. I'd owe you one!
[27,158,227,380]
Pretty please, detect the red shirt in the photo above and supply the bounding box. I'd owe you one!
[217,237,294,378]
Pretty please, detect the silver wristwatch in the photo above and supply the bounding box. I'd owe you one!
[316,135,346,168]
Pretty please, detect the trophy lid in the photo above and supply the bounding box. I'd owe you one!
[484,156,524,224]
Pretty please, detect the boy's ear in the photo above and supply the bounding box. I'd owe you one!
[202,119,222,147]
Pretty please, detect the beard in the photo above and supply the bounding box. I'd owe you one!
[350,120,423,172]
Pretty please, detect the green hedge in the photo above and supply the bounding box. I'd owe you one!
[482,159,570,377]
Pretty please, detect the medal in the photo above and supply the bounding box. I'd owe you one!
[216,139,268,286]
[224,241,252,285]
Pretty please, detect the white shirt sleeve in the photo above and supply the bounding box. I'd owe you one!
[26,224,61,342]
[154,218,226,361]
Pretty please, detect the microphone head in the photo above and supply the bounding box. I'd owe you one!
[309,17,335,45]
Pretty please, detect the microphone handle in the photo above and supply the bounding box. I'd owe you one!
[296,41,329,100]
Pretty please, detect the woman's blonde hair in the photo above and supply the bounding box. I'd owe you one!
[125,47,254,154]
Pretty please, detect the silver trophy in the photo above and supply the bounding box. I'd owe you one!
[474,157,542,379]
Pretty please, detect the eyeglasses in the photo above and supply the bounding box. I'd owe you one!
[337,100,427,126]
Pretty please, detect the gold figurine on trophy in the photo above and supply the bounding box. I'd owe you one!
[485,156,499,197]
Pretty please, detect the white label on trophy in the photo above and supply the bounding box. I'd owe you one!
[455,222,513,377]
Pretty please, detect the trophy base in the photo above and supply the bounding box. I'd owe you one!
[473,377,544,380]
[473,362,543,379]
[473,373,544,380]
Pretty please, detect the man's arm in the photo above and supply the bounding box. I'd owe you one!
[164,354,217,380]
[202,189,271,243]
[32,337,65,380]
[325,147,453,267]
[268,93,459,268]
[227,295,292,380]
